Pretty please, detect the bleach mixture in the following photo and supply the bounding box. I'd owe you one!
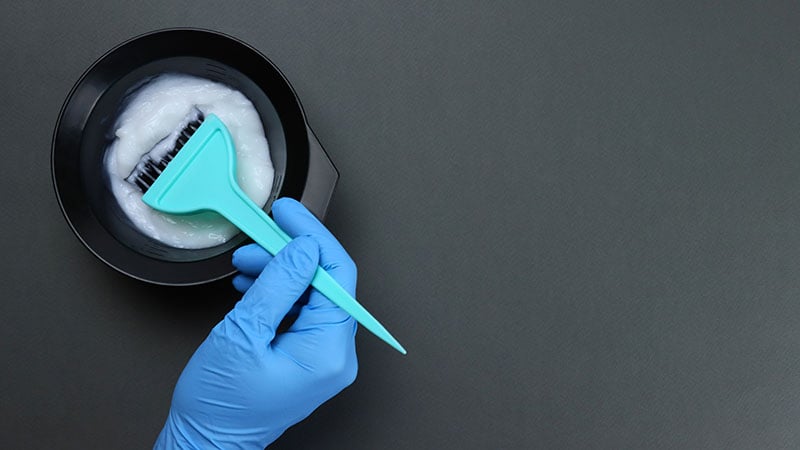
[104,73,274,249]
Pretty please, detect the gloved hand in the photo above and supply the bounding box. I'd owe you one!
[155,198,358,449]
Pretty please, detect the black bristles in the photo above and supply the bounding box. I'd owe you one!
[134,179,148,192]
[125,111,205,193]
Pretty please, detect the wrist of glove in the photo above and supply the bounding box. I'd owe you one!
[154,198,358,449]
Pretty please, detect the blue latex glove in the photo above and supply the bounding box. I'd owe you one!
[155,198,358,449]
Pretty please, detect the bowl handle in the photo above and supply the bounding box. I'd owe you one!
[300,126,339,220]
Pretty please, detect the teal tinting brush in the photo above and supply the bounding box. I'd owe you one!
[133,112,406,355]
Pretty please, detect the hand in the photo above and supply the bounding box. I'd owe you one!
[155,198,358,449]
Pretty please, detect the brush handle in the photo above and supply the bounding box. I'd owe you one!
[217,188,407,355]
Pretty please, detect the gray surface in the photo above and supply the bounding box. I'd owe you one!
[2,1,800,448]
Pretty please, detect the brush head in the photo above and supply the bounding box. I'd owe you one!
[125,110,205,193]
[140,113,241,216]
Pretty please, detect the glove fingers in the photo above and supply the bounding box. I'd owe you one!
[232,243,273,276]
[232,274,256,293]
[229,236,320,343]
[231,274,307,316]
[289,300,356,334]
[233,272,306,314]
[233,278,312,305]
[291,239,357,328]
[270,199,359,355]
[273,198,358,297]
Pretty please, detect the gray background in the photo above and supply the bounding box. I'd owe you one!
[2,1,800,448]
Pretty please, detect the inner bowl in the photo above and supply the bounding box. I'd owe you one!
[53,29,313,285]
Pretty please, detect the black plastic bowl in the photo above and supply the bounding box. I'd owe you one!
[52,28,338,286]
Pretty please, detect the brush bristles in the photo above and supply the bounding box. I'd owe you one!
[126,112,205,193]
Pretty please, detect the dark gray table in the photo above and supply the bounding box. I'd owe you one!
[3,1,800,448]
